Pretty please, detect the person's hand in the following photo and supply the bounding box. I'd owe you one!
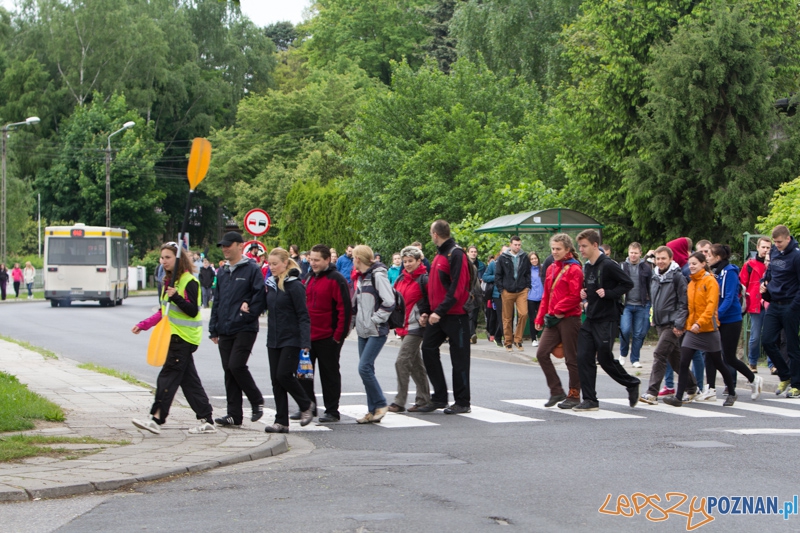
[429,312,441,325]
[131,326,141,334]
[673,327,683,337]
[580,289,587,299]
[690,323,700,334]
[210,337,219,345]
[535,324,543,331]
[596,288,606,298]
[166,286,177,298]
[760,282,768,294]
[419,314,428,327]
[240,302,250,313]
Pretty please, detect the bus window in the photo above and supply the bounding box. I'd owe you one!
[48,237,107,266]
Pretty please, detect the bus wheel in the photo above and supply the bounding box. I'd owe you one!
[62,299,71,307]
[116,298,124,306]
[50,299,59,308]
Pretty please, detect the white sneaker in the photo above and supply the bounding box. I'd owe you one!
[619,357,627,367]
[188,419,217,434]
[685,390,700,403]
[639,394,658,405]
[532,339,539,347]
[132,418,161,435]
[750,375,763,400]
[696,386,717,402]
[632,361,642,369]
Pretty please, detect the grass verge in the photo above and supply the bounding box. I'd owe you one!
[0,435,129,462]
[76,363,152,390]
[0,371,64,432]
[0,334,58,360]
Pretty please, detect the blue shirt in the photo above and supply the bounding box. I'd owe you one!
[528,265,543,301]
[336,255,354,283]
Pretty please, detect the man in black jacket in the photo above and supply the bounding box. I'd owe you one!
[574,230,639,411]
[209,231,267,427]
[198,257,216,308]
[495,236,532,352]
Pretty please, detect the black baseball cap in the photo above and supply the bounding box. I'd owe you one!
[217,231,244,247]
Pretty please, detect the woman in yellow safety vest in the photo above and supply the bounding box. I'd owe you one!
[130,242,217,435]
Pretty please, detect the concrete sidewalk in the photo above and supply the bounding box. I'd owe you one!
[0,339,287,502]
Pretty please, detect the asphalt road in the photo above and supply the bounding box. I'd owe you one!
[2,298,800,532]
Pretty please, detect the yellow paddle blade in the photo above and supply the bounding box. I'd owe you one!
[187,138,212,190]
[146,316,171,367]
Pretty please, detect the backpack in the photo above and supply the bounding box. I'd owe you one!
[386,288,406,330]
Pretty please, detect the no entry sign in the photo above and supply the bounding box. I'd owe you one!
[244,208,271,236]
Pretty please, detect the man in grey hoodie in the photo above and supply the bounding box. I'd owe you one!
[495,236,532,352]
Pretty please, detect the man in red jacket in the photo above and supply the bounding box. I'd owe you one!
[741,236,771,372]
[293,244,352,423]
[418,220,472,414]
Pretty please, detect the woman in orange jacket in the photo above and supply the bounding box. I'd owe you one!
[664,252,736,407]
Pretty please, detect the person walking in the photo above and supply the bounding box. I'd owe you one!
[574,230,639,411]
[466,245,486,344]
[639,246,698,404]
[482,254,498,342]
[198,257,216,308]
[23,262,36,299]
[131,242,216,435]
[292,244,351,424]
[664,252,737,407]
[534,234,584,409]
[740,237,771,372]
[700,244,763,401]
[417,220,472,415]
[387,253,403,286]
[208,231,267,428]
[619,243,652,368]
[388,245,432,412]
[336,245,355,284]
[351,245,394,423]
[527,252,543,347]
[262,248,315,433]
[11,263,22,298]
[481,246,508,346]
[0,263,8,300]
[495,236,532,352]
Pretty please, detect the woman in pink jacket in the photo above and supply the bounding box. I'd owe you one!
[10,263,23,298]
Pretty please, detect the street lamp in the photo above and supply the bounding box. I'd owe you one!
[1,116,40,263]
[105,121,135,227]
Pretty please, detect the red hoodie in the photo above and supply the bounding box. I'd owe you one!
[535,255,583,326]
[428,238,470,315]
[740,257,767,314]
[304,263,352,343]
[666,237,690,268]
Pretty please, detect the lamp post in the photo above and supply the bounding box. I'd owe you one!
[1,116,40,263]
[105,121,135,227]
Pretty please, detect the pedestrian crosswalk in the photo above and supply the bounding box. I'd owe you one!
[235,393,800,432]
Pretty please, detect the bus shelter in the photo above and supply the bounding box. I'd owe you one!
[475,208,604,235]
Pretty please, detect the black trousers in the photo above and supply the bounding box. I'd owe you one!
[577,319,640,403]
[678,347,734,401]
[268,346,313,426]
[485,304,497,339]
[13,281,20,297]
[492,297,504,341]
[705,321,753,388]
[469,306,482,338]
[299,336,343,417]
[527,300,541,340]
[421,313,471,407]
[151,335,212,424]
[218,331,263,424]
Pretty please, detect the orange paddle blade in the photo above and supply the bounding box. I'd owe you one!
[187,138,212,190]
[146,316,171,366]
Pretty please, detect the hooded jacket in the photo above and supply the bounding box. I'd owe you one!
[495,249,532,294]
[763,237,800,311]
[686,270,719,333]
[583,252,634,322]
[209,257,266,337]
[650,261,688,328]
[535,255,583,326]
[388,264,403,286]
[353,262,395,337]
[428,238,470,315]
[482,260,501,299]
[666,237,691,268]
[266,267,310,349]
[740,256,766,314]
[305,262,352,343]
[621,258,652,305]
[394,263,430,337]
[711,260,742,324]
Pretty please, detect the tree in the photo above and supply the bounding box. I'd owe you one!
[421,0,459,74]
[626,4,780,242]
[759,176,800,236]
[265,21,298,51]
[281,178,362,250]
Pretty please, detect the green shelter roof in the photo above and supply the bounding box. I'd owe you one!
[475,208,603,234]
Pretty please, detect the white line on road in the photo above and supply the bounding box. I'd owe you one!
[719,401,800,418]
[725,428,800,435]
[603,399,742,418]
[458,405,542,424]
[338,405,440,428]
[504,399,645,419]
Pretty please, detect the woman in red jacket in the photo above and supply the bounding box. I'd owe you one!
[534,234,584,410]
[741,236,770,372]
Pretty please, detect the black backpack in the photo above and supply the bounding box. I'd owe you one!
[386,273,429,330]
[447,246,481,313]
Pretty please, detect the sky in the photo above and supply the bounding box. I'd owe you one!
[0,0,310,27]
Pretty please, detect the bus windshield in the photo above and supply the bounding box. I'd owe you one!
[48,237,107,266]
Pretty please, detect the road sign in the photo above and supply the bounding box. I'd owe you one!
[243,208,271,236]
[244,240,266,259]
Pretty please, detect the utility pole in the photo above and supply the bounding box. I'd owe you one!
[106,121,135,227]
[1,117,39,263]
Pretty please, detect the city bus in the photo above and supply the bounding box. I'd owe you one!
[43,224,129,307]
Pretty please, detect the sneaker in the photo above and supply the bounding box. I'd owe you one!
[619,356,627,367]
[413,401,448,413]
[470,334,478,344]
[488,335,495,342]
[372,406,389,422]
[658,387,675,397]
[685,390,700,403]
[290,408,317,420]
[777,380,791,396]
[357,412,375,424]
[443,403,471,414]
[250,403,264,422]
[695,387,717,402]
[264,423,289,433]
[132,418,161,435]
[188,419,217,434]
[214,416,241,427]
[750,375,763,401]
[639,394,658,405]
[318,412,340,423]
[632,361,642,369]
[495,339,504,347]
[748,364,758,373]
[572,400,599,412]
[532,339,539,347]
[557,397,581,410]
[515,343,524,352]
[786,388,800,399]
[544,393,567,408]
[662,395,682,407]
[627,384,640,407]
[723,393,736,407]
[387,403,406,413]
[505,345,513,353]
[299,402,316,426]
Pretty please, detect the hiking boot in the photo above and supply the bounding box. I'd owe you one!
[750,375,763,400]
[662,395,682,407]
[505,345,513,353]
[443,403,471,414]
[544,393,567,408]
[299,402,316,426]
[777,380,791,396]
[132,418,161,435]
[639,394,658,405]
[572,400,599,412]
[414,401,448,413]
[188,419,217,434]
[558,397,580,410]
[627,383,640,407]
[214,416,241,427]
[723,393,737,407]
[264,423,289,433]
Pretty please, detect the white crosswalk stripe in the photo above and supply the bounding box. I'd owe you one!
[338,405,440,428]
[603,399,742,418]
[451,406,542,424]
[503,399,645,419]
[718,401,800,418]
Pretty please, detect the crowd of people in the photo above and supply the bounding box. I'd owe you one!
[0,261,36,300]
[128,220,800,434]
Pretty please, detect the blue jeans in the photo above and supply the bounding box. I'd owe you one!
[747,311,764,366]
[619,303,650,363]
[358,335,388,412]
[665,351,704,389]
[762,302,800,387]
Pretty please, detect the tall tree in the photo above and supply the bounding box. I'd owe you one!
[422,0,459,74]
[265,21,298,51]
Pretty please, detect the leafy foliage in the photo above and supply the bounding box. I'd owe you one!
[759,176,800,236]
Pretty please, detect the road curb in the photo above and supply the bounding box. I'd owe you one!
[4,434,288,501]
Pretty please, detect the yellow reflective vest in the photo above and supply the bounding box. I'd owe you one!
[161,272,203,346]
